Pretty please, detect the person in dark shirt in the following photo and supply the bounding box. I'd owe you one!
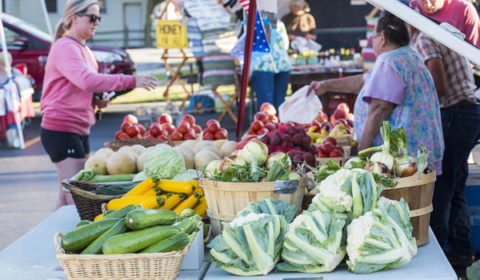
[281,0,317,42]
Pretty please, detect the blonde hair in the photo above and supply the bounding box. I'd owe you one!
[54,0,99,42]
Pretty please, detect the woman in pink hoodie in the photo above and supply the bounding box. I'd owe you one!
[40,0,159,209]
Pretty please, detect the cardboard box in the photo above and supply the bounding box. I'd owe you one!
[181,222,204,270]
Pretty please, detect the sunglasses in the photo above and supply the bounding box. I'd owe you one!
[76,12,101,23]
[369,34,381,40]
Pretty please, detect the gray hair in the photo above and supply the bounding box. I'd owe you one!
[54,0,99,41]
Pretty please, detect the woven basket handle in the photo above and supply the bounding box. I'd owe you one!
[54,232,65,254]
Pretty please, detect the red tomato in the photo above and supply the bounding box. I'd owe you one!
[158,113,173,124]
[214,128,228,139]
[192,124,202,134]
[203,131,215,140]
[121,121,133,132]
[171,131,183,141]
[161,123,175,135]
[136,124,146,135]
[207,122,221,134]
[177,122,191,134]
[318,143,334,155]
[149,123,162,137]
[117,132,130,140]
[254,112,269,124]
[270,115,279,123]
[264,121,276,132]
[184,130,196,140]
[317,151,329,158]
[206,119,220,127]
[115,131,127,140]
[123,114,138,124]
[329,150,344,158]
[181,114,196,126]
[260,102,277,116]
[157,130,169,141]
[126,125,139,137]
[337,102,350,113]
[256,128,268,135]
[323,136,337,146]
[250,120,264,132]
[145,132,155,139]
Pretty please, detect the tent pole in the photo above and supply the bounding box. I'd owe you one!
[236,0,257,139]
[40,0,53,36]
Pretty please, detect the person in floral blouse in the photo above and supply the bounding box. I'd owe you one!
[308,12,444,174]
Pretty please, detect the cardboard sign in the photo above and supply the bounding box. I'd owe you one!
[156,20,188,49]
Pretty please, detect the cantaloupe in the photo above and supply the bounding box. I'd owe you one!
[85,154,108,175]
[130,144,146,156]
[94,147,113,159]
[106,150,137,175]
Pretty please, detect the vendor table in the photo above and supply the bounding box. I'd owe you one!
[0,205,210,280]
[204,229,457,280]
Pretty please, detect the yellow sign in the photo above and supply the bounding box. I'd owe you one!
[156,20,188,49]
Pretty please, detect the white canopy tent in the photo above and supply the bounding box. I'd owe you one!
[366,0,480,65]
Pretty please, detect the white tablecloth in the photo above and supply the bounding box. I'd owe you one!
[204,229,457,280]
[0,205,209,280]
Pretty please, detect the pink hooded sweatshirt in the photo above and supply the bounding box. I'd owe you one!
[40,36,135,135]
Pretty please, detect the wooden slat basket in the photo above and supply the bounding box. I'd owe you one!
[381,171,436,247]
[200,178,305,237]
[54,232,193,280]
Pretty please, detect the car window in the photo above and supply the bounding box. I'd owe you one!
[4,25,49,50]
[4,26,20,47]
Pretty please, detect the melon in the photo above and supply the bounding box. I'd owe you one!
[85,154,108,175]
[106,150,137,175]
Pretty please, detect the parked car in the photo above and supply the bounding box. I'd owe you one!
[1,13,136,101]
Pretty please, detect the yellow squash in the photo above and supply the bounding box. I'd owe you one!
[173,192,201,214]
[193,197,207,216]
[93,213,104,222]
[107,195,151,210]
[159,193,186,210]
[193,186,204,196]
[123,177,157,197]
[157,180,196,195]
[140,196,166,209]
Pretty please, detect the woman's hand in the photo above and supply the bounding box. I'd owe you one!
[135,75,160,90]
[308,80,328,96]
[94,99,109,109]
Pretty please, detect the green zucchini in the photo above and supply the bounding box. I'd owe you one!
[76,220,92,228]
[140,232,190,253]
[104,204,139,220]
[96,183,137,195]
[81,219,127,254]
[61,218,120,252]
[126,209,179,230]
[176,215,201,235]
[88,174,136,182]
[102,225,179,254]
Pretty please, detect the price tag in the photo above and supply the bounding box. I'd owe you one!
[274,180,299,194]
[155,20,188,49]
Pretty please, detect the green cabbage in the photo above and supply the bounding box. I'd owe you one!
[237,197,297,223]
[172,169,203,181]
[144,146,185,179]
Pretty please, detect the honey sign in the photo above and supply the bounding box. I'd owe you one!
[156,20,188,49]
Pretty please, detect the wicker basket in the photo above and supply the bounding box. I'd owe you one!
[62,180,121,221]
[201,178,305,236]
[104,138,167,151]
[54,232,192,280]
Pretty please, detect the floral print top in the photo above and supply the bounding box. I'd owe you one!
[354,46,444,169]
[251,21,292,73]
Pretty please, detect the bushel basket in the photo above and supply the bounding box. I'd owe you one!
[62,180,121,221]
[200,177,305,236]
[381,171,436,246]
[55,232,192,280]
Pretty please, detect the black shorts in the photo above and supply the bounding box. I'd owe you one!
[41,128,90,163]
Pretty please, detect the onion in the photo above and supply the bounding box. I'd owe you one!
[365,162,391,177]
[395,156,417,177]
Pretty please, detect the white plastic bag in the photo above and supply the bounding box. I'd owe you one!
[279,86,322,124]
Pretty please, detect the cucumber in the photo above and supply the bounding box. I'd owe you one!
[140,232,190,253]
[176,215,201,235]
[96,183,137,195]
[81,219,127,254]
[88,174,136,182]
[61,218,120,252]
[125,209,179,230]
[102,225,180,254]
[76,220,92,228]
[104,204,139,220]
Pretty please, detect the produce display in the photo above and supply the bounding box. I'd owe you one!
[115,114,147,140]
[247,103,279,136]
[202,119,229,140]
[60,205,201,255]
[148,113,176,140]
